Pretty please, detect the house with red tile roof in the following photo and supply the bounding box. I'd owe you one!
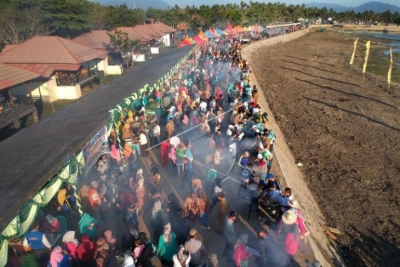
[73,30,128,75]
[0,36,108,102]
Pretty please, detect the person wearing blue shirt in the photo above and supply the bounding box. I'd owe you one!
[23,223,51,267]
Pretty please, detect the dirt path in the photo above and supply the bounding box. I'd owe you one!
[244,30,400,267]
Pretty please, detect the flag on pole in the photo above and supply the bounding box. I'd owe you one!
[362,40,371,74]
[350,38,358,65]
[388,47,393,88]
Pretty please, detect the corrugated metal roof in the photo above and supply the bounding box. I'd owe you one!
[0,36,107,65]
[0,63,41,91]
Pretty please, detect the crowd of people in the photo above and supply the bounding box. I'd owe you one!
[11,33,321,267]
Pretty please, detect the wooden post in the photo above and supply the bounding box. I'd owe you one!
[7,89,14,106]
[14,119,21,130]
[32,108,39,123]
[27,82,33,98]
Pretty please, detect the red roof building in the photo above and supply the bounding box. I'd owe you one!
[72,30,112,50]
[0,36,107,78]
[0,63,40,91]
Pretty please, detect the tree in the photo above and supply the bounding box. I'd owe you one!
[0,5,49,44]
[89,3,108,30]
[41,0,92,38]
[107,30,140,70]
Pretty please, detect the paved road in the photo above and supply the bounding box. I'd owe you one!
[134,130,306,266]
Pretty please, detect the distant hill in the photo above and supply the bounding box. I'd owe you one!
[306,1,400,13]
[353,2,400,13]
[306,2,348,12]
[95,0,170,10]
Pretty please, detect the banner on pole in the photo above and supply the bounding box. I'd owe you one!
[350,38,358,65]
[362,40,371,74]
[388,47,393,88]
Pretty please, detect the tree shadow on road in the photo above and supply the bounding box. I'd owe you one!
[339,223,400,267]
[303,96,400,132]
[280,66,360,87]
[296,77,398,109]
[281,59,342,76]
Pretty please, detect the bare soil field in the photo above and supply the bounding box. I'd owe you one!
[251,30,400,266]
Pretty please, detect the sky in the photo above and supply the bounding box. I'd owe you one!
[167,0,399,8]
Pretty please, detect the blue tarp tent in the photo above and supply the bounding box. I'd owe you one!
[204,30,214,38]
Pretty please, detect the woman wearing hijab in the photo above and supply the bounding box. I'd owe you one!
[121,254,135,267]
[43,215,60,233]
[150,200,164,244]
[233,234,252,267]
[135,178,146,215]
[62,231,79,262]
[132,238,144,262]
[180,115,190,134]
[137,130,149,157]
[48,246,70,267]
[172,245,191,267]
[157,223,177,267]
[94,238,109,267]
[78,213,99,240]
[104,230,117,250]
[76,235,95,267]
[192,179,211,230]
[166,193,182,230]
[104,230,118,267]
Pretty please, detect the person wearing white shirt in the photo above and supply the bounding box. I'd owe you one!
[228,139,236,158]
[152,121,161,145]
[199,101,207,113]
[169,135,181,149]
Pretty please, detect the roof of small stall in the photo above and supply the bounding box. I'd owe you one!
[0,45,194,229]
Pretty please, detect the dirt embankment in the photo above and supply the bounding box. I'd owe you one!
[242,29,338,267]
[244,30,400,267]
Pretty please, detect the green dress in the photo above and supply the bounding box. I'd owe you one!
[157,232,177,261]
[78,213,99,240]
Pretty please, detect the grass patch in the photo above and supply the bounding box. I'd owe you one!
[367,54,400,84]
[101,75,120,85]
[39,99,76,119]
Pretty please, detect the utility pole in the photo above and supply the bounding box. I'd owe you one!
[133,0,136,9]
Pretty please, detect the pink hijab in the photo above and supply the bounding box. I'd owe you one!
[182,115,189,125]
[110,144,121,162]
[50,246,64,267]
[168,147,176,163]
